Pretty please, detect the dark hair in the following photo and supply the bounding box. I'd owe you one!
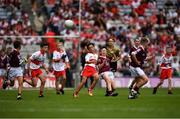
[106,38,115,43]
[58,39,65,44]
[40,42,49,48]
[87,43,95,50]
[13,40,21,49]
[140,37,150,44]
[99,46,106,51]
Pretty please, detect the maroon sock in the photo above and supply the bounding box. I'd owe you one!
[40,91,43,95]
[134,86,139,92]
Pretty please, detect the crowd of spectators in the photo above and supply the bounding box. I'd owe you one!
[0,0,180,77]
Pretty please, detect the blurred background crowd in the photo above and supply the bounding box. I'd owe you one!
[0,0,180,83]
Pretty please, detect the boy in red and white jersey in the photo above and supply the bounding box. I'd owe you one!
[73,43,99,97]
[153,46,173,94]
[52,41,70,95]
[25,42,49,97]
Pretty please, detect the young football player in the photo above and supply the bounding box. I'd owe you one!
[52,41,70,95]
[73,43,99,97]
[129,37,150,99]
[3,40,24,100]
[24,42,49,97]
[153,46,173,94]
[97,47,118,96]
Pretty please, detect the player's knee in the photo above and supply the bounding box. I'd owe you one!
[41,80,46,85]
[142,77,148,84]
[145,78,148,83]
[32,83,37,87]
[94,75,99,81]
[160,81,164,84]
[63,77,67,81]
[81,79,87,84]
[19,81,23,86]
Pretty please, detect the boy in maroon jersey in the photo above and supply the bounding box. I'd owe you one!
[97,47,118,96]
[3,40,24,100]
[128,38,141,91]
[129,37,150,99]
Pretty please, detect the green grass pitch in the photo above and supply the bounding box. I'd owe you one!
[0,88,180,118]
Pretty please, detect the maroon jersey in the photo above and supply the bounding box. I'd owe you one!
[9,49,21,67]
[130,46,138,53]
[97,56,111,73]
[130,46,147,68]
[0,55,8,69]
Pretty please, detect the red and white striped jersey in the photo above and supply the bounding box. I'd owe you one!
[29,51,46,69]
[159,54,173,69]
[85,53,98,68]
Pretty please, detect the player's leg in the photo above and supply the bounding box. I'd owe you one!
[103,73,112,96]
[24,69,38,87]
[16,76,23,100]
[129,77,139,90]
[132,67,148,91]
[153,79,163,94]
[153,69,166,94]
[167,69,173,94]
[129,66,140,90]
[59,73,66,94]
[88,73,99,96]
[168,78,173,94]
[133,75,148,92]
[55,76,60,94]
[105,71,118,96]
[168,69,173,94]
[110,79,118,96]
[24,77,37,87]
[73,76,88,97]
[38,74,46,97]
[129,68,148,99]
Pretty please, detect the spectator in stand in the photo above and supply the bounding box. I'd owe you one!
[34,12,45,35]
[164,0,174,9]
[174,24,180,35]
[45,27,57,63]
[156,9,167,25]
[132,0,141,9]
[175,0,180,9]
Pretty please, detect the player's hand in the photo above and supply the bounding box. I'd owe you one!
[45,68,49,74]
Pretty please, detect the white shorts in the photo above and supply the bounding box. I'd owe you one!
[0,69,6,76]
[129,66,145,77]
[8,67,23,80]
[100,71,114,80]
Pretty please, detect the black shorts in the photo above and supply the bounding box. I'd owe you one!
[110,62,117,72]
